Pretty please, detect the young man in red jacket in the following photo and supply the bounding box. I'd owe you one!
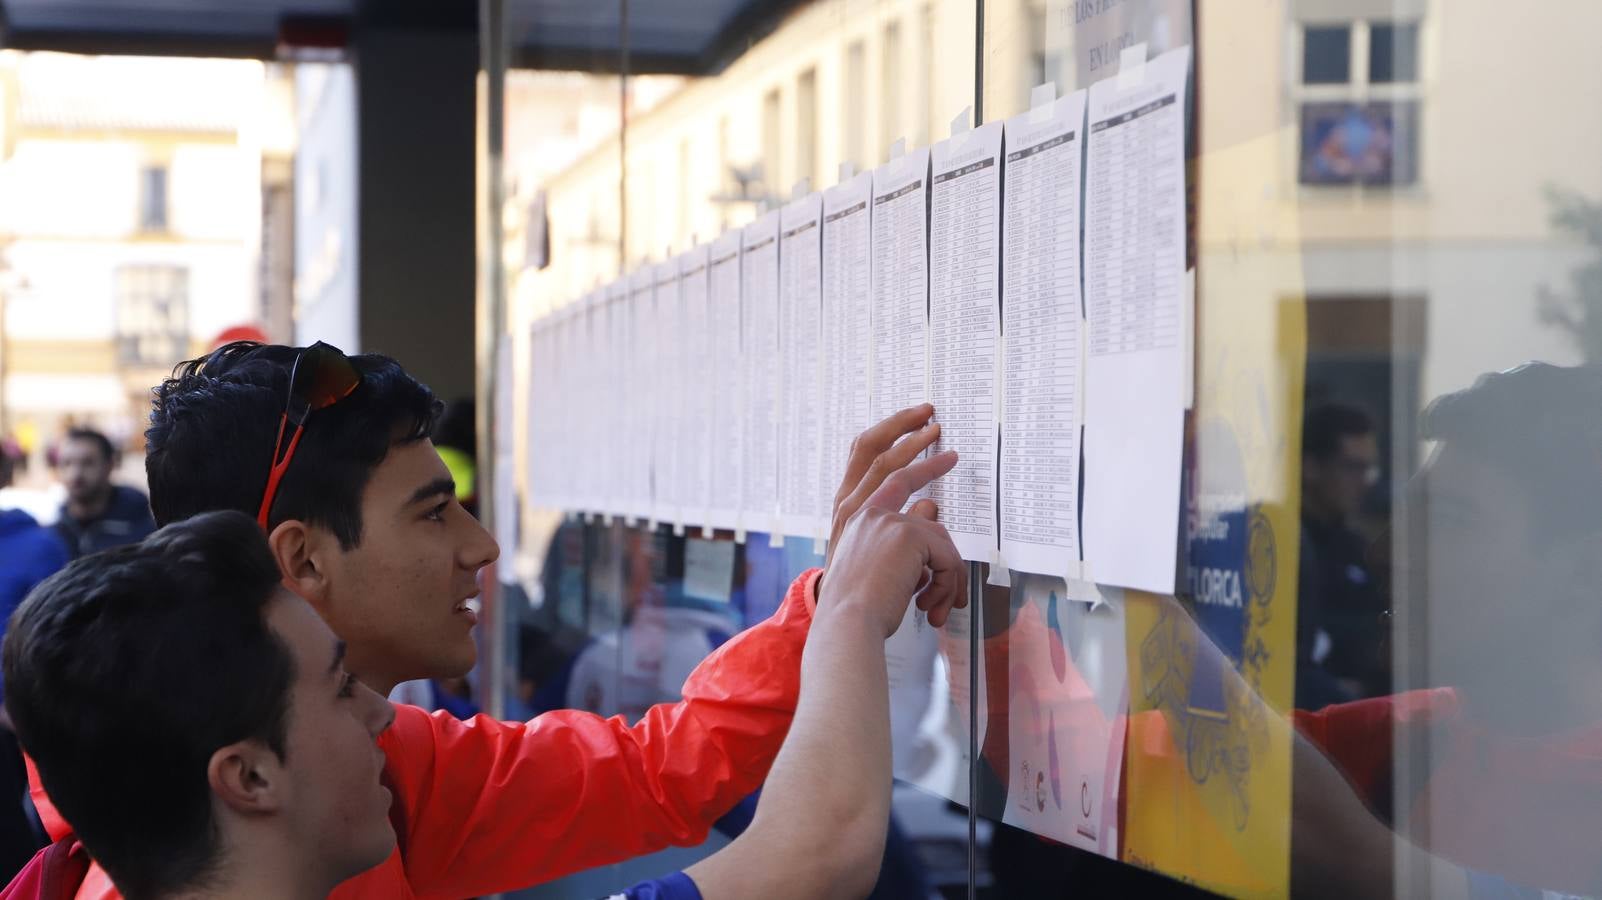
[6,459,966,900]
[29,341,948,899]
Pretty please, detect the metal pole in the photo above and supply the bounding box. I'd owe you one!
[968,561,981,900]
[969,4,985,898]
[477,0,509,721]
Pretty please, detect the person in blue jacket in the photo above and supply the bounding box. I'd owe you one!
[0,442,67,878]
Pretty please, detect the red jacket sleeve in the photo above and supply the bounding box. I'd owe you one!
[380,567,819,900]
[1291,687,1455,805]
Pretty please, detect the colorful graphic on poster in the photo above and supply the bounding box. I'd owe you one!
[1001,575,1129,856]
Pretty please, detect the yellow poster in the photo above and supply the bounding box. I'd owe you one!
[1119,115,1309,896]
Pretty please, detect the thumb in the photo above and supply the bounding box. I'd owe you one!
[908,498,939,522]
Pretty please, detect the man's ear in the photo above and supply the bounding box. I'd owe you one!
[208,740,286,817]
[268,519,335,613]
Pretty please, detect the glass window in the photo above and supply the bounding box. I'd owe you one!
[1369,21,1419,84]
[797,67,818,190]
[492,2,1602,897]
[138,164,169,231]
[762,86,783,196]
[880,18,903,162]
[114,264,188,366]
[843,41,867,168]
[1302,25,1351,84]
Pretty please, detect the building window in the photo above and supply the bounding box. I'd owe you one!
[796,67,818,192]
[761,87,782,199]
[879,19,902,164]
[1295,19,1421,186]
[139,165,169,232]
[115,265,189,366]
[842,42,866,170]
[1368,21,1419,84]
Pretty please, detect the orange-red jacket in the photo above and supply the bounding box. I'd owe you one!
[29,568,819,900]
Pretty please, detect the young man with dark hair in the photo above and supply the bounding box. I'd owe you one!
[4,511,397,899]
[1297,402,1388,705]
[1290,362,1602,897]
[31,340,951,899]
[7,465,965,900]
[50,428,156,560]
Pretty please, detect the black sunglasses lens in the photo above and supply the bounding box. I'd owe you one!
[291,343,360,412]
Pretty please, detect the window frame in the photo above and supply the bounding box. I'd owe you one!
[1289,17,1426,193]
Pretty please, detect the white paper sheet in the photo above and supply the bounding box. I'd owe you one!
[607,280,631,519]
[741,212,783,533]
[924,601,985,805]
[679,245,714,530]
[1000,90,1088,579]
[652,261,684,526]
[682,537,737,604]
[1001,575,1129,857]
[928,121,1003,562]
[627,268,657,522]
[707,231,745,532]
[821,172,875,521]
[1082,45,1190,594]
[870,146,931,426]
[526,317,544,509]
[566,303,585,514]
[540,310,561,511]
[778,193,825,540]
[884,602,941,780]
[579,291,602,516]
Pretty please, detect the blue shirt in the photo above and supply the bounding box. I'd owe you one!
[607,871,702,900]
[0,508,69,701]
[53,485,156,560]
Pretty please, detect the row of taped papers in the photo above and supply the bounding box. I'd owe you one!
[820,171,874,516]
[928,120,1002,562]
[706,231,745,532]
[1081,44,1191,595]
[679,245,714,530]
[1000,574,1129,857]
[741,210,782,533]
[870,145,931,456]
[999,88,1088,580]
[527,51,1190,586]
[777,193,826,542]
[652,259,683,526]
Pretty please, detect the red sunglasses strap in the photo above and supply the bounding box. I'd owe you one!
[256,415,305,528]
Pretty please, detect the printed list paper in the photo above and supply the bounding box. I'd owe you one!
[928,121,1003,562]
[1082,45,1191,594]
[820,172,874,523]
[706,232,745,531]
[1000,90,1088,579]
[778,193,826,540]
[741,212,783,532]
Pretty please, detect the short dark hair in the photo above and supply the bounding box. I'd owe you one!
[1422,363,1602,544]
[59,428,115,466]
[1303,403,1376,462]
[0,441,18,489]
[146,341,441,549]
[3,511,293,900]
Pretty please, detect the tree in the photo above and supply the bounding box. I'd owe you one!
[1538,187,1602,363]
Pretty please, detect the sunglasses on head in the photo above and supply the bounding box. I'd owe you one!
[256,341,362,528]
